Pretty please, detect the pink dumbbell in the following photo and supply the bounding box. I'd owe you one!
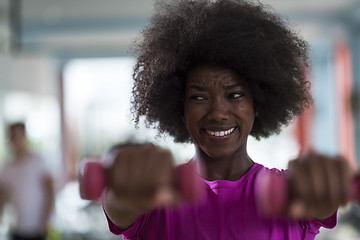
[79,160,202,201]
[256,171,360,216]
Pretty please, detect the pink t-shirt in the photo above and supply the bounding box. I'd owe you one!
[105,162,336,240]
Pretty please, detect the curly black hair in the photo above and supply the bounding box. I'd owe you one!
[131,0,313,143]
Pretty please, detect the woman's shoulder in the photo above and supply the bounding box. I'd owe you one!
[253,162,288,176]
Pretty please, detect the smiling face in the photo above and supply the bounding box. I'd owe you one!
[184,65,255,161]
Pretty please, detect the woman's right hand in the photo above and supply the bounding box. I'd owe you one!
[104,143,178,215]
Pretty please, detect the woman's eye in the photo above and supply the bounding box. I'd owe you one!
[190,95,206,101]
[229,92,243,99]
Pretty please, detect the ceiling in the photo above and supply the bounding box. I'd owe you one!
[1,0,360,59]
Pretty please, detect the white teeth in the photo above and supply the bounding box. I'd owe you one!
[206,127,235,137]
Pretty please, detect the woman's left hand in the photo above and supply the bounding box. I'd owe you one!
[287,151,354,221]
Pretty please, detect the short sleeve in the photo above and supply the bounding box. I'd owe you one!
[300,211,337,237]
[102,201,149,240]
[310,211,337,230]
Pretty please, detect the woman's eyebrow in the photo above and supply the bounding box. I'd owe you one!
[224,83,244,90]
[186,84,206,91]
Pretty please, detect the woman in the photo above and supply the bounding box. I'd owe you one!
[102,0,354,239]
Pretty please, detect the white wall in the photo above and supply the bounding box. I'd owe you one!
[0,53,58,95]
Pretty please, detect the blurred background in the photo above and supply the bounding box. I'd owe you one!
[0,0,359,239]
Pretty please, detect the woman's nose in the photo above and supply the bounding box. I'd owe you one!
[207,98,229,121]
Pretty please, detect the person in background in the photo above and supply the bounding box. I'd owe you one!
[0,122,55,240]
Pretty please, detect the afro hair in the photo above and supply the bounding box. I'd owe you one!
[131,0,313,143]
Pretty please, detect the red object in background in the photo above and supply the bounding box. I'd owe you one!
[294,40,356,168]
[295,109,313,156]
[294,66,314,156]
[335,40,356,168]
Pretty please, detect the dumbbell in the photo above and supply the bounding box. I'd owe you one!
[79,159,202,201]
[80,159,360,217]
[256,171,360,216]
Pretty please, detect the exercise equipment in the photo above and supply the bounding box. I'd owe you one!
[79,160,201,201]
[256,171,360,216]
[79,159,360,217]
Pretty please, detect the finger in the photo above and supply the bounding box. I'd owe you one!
[322,157,342,208]
[107,151,151,212]
[288,160,312,217]
[126,153,147,197]
[157,150,175,185]
[334,156,352,205]
[110,151,132,194]
[112,146,153,196]
[306,155,340,218]
[143,148,176,203]
[129,145,163,198]
[141,148,168,198]
[290,161,312,203]
[308,155,328,207]
[138,150,155,197]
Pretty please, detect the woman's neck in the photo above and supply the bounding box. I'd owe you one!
[193,145,254,181]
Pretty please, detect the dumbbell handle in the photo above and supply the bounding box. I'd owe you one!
[79,161,201,201]
[257,172,360,216]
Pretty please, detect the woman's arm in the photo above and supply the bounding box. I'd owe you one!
[102,189,144,230]
[100,143,178,230]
